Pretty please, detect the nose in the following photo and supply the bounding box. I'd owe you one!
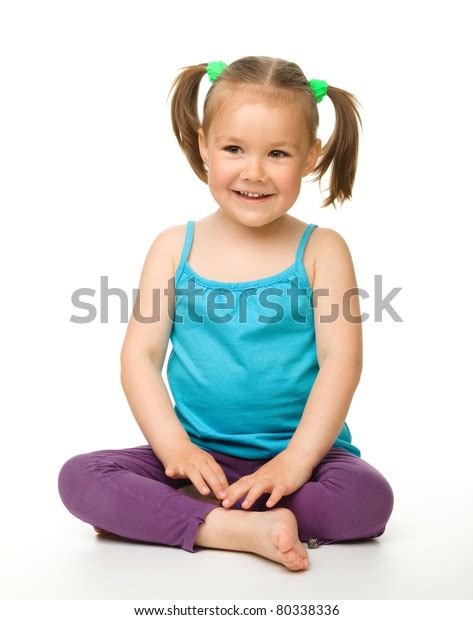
[241,155,267,183]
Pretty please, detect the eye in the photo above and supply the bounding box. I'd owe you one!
[223,145,241,154]
[223,145,289,158]
[270,150,289,159]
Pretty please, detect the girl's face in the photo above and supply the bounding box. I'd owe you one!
[198,99,321,227]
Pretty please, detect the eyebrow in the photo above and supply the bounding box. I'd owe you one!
[216,135,300,151]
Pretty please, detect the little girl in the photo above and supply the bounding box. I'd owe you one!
[58,56,394,572]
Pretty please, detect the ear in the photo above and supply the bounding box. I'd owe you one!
[198,128,209,166]
[303,138,322,176]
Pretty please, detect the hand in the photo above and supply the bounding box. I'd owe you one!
[220,448,314,510]
[161,439,230,500]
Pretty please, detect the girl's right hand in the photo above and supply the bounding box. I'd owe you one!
[161,440,230,500]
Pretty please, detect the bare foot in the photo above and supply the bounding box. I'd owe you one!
[93,526,129,541]
[196,507,309,571]
[247,508,309,571]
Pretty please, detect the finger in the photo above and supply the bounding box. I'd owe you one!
[207,462,230,494]
[222,479,251,508]
[219,480,233,497]
[242,480,272,510]
[219,481,234,501]
[266,484,285,508]
[165,465,184,478]
[214,466,230,492]
[185,465,210,495]
[200,463,226,498]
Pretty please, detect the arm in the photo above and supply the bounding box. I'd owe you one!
[120,226,191,462]
[286,228,363,468]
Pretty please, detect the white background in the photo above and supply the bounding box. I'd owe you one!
[1,0,472,601]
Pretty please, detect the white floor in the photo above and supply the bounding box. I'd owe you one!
[2,479,473,600]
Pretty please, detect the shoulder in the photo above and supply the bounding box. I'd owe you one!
[148,224,187,272]
[307,226,356,274]
[309,225,353,255]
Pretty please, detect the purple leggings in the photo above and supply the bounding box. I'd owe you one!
[58,444,394,553]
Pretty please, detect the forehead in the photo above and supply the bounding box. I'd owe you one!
[208,100,306,146]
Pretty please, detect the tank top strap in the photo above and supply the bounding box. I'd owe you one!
[296,223,318,265]
[174,220,195,284]
[295,223,318,288]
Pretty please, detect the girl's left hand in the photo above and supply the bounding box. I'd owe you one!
[219,448,315,510]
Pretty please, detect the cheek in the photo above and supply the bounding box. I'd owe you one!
[209,158,235,186]
[207,167,228,188]
[275,167,302,191]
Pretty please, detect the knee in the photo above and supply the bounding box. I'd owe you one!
[367,482,394,540]
[57,453,95,515]
[358,468,395,533]
[333,465,395,538]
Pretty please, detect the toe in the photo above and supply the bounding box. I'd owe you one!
[282,548,298,563]
[288,556,305,571]
[294,539,308,560]
[283,549,307,571]
[284,559,299,571]
[276,528,294,554]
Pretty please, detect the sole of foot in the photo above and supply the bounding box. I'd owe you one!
[241,507,309,572]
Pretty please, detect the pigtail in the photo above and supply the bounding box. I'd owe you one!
[166,63,209,184]
[310,86,363,210]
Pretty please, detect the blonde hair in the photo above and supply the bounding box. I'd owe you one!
[167,55,363,210]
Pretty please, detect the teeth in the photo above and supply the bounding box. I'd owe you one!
[238,191,268,197]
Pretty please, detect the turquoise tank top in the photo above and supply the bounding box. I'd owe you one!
[166,220,361,460]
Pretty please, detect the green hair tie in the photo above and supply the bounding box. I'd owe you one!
[308,79,328,103]
[206,61,228,83]
[206,61,328,103]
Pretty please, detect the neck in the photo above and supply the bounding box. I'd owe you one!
[211,208,294,240]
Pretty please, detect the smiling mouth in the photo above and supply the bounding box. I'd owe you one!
[232,190,274,201]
